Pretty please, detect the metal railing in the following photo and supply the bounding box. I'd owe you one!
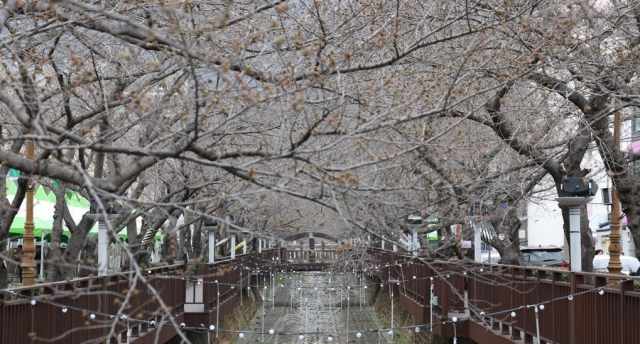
[0,264,186,344]
[368,248,640,344]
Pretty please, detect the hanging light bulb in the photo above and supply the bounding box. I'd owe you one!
[209,325,215,331]
[239,333,244,338]
[30,299,36,306]
[90,314,96,320]
[269,329,274,335]
[598,289,604,296]
[299,334,304,340]
[415,326,420,333]
[327,336,333,342]
[539,304,545,310]
[62,307,68,313]
[356,332,362,338]
[510,312,516,317]
[567,295,574,301]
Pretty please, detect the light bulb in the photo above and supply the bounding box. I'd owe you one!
[180,323,185,328]
[510,312,516,317]
[239,333,244,338]
[480,311,485,317]
[539,305,545,310]
[30,299,36,306]
[269,329,274,334]
[567,295,573,301]
[209,325,215,331]
[598,289,604,296]
[452,317,458,322]
[62,307,68,313]
[356,332,362,338]
[90,314,96,319]
[327,336,333,342]
[299,334,304,340]
[415,326,420,333]
[388,330,393,335]
[413,276,416,279]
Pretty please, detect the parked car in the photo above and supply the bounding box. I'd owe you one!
[520,246,569,268]
[593,255,640,275]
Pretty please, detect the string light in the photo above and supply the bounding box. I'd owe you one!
[1,253,629,343]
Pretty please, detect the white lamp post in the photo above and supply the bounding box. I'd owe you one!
[203,219,217,264]
[555,177,598,272]
[87,198,122,276]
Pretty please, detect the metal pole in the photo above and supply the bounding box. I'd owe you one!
[216,282,220,338]
[39,229,45,280]
[240,270,243,305]
[360,272,362,310]
[430,282,434,332]
[534,306,541,344]
[412,228,418,257]
[346,295,350,343]
[569,206,582,272]
[98,220,108,276]
[208,229,215,263]
[474,222,482,262]
[272,271,275,309]
[262,294,265,342]
[231,235,236,259]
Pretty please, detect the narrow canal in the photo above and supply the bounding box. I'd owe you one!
[236,272,393,344]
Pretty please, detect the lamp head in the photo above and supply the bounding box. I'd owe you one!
[561,177,598,197]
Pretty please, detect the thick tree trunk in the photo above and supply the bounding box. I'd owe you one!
[45,184,67,281]
[489,204,524,266]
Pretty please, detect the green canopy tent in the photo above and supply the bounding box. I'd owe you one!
[8,216,52,239]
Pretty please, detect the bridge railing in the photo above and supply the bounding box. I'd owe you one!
[0,264,186,344]
[367,248,640,344]
[279,248,338,262]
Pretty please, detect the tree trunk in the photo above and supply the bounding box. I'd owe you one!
[489,204,524,266]
[45,183,67,282]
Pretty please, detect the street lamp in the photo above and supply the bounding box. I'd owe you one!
[203,219,218,264]
[556,177,598,272]
[20,136,36,286]
[87,197,123,276]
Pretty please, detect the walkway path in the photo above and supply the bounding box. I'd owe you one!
[237,272,393,344]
